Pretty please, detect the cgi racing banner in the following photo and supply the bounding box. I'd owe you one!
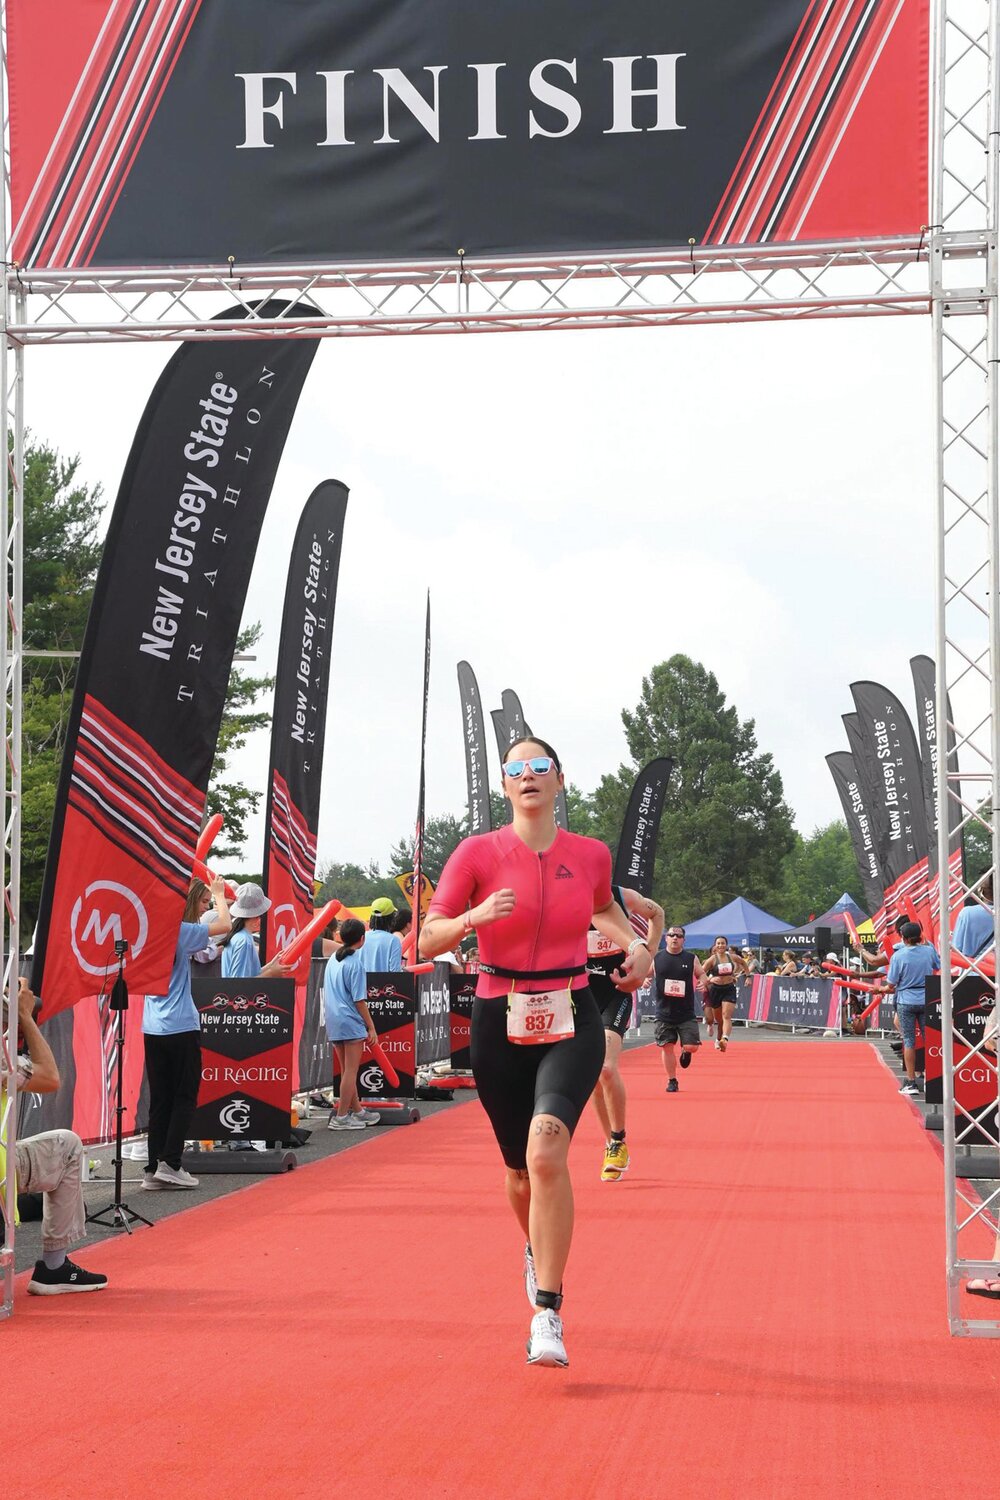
[32,303,318,1019]
[7,1,929,269]
[925,976,998,1148]
[192,975,294,1142]
[850,679,929,920]
[261,480,348,975]
[456,661,492,835]
[613,757,672,895]
[825,749,885,915]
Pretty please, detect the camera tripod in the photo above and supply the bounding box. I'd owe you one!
[87,946,152,1234]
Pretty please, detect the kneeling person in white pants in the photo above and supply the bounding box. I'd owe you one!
[2,979,108,1294]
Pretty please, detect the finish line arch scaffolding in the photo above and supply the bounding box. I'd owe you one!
[1,0,998,1334]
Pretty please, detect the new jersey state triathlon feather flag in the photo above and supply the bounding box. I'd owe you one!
[32,301,319,1019]
[260,481,348,979]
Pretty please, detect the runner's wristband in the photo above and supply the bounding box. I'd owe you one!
[626,939,649,957]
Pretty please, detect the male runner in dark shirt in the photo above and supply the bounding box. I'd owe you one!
[654,924,704,1092]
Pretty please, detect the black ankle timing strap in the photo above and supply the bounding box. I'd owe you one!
[535,1288,563,1312]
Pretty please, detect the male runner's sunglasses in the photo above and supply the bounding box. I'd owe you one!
[667,930,685,939]
[503,756,555,779]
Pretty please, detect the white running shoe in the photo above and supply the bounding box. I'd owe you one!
[327,1113,365,1130]
[350,1110,381,1126]
[526,1309,568,1367]
[153,1162,199,1189]
[524,1243,537,1308]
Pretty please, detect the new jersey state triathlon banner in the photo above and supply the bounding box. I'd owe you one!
[6,0,929,270]
[261,480,348,977]
[613,757,672,895]
[32,303,318,1019]
[825,749,885,915]
[456,661,492,836]
[849,679,929,921]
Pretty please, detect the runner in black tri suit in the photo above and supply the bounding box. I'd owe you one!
[702,936,748,1052]
[587,884,664,1181]
[653,923,705,1091]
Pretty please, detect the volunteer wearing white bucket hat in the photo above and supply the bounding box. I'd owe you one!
[219,883,293,981]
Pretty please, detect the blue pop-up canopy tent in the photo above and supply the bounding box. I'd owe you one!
[683,896,793,948]
[783,893,870,939]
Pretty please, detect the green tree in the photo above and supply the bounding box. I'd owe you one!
[390,812,469,883]
[597,655,797,923]
[206,621,274,858]
[315,860,404,910]
[963,804,991,885]
[774,821,863,926]
[21,441,104,926]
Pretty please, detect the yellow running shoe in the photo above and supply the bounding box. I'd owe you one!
[601,1140,630,1181]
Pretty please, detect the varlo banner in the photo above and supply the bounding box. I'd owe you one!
[261,479,348,976]
[7,0,929,269]
[32,302,318,1018]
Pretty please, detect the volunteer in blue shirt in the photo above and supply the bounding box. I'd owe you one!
[880,921,940,1097]
[952,875,995,960]
[323,917,380,1131]
[362,895,403,972]
[142,875,231,1190]
[219,882,293,980]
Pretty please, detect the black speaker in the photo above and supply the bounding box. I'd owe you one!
[814,925,833,958]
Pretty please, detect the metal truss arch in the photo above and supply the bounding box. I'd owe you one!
[2,0,999,1334]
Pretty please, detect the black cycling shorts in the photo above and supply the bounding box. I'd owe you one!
[588,973,632,1038]
[470,987,606,1171]
[706,985,737,1009]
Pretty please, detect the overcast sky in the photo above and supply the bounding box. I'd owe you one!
[32,310,936,876]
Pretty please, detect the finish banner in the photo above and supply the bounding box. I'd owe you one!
[826,749,885,915]
[8,1,929,269]
[613,757,672,895]
[261,480,348,977]
[457,661,492,836]
[32,303,318,1019]
[191,976,294,1142]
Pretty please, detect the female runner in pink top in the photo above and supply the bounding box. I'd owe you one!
[421,737,652,1368]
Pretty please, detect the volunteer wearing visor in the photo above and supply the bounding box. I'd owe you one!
[421,737,652,1370]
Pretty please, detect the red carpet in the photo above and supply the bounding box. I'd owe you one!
[8,1041,1000,1499]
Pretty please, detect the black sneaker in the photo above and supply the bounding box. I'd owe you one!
[679,1050,692,1069]
[27,1258,108,1295]
[666,1078,679,1093]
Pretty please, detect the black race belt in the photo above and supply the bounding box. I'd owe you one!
[478,962,587,981]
